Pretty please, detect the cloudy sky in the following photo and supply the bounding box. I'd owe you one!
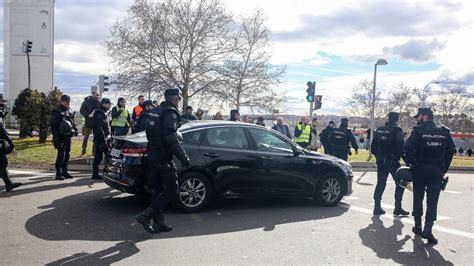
[1,0,473,115]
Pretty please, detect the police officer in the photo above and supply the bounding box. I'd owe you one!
[50,95,78,180]
[133,100,156,133]
[403,108,456,244]
[320,121,336,155]
[371,112,408,216]
[328,118,358,161]
[92,98,112,180]
[1,106,22,191]
[136,89,190,234]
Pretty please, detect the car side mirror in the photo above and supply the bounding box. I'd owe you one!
[294,148,304,157]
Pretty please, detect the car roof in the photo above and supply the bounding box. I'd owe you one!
[180,120,265,131]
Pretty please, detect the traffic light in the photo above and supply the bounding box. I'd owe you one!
[306,81,315,102]
[99,75,110,93]
[26,40,33,53]
[314,95,323,110]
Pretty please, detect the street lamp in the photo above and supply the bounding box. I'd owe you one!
[368,59,388,161]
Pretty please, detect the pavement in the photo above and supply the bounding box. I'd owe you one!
[1,169,473,265]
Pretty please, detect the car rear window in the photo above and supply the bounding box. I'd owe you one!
[205,127,249,149]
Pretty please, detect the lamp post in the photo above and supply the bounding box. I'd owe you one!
[368,59,388,161]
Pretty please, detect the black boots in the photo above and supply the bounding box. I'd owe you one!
[412,217,422,235]
[393,202,409,216]
[5,182,22,192]
[91,173,103,180]
[421,222,438,244]
[62,169,74,179]
[55,171,65,180]
[136,207,172,234]
[373,201,385,215]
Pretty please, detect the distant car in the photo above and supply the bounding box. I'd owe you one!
[103,121,353,213]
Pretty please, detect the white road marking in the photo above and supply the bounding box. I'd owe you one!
[368,203,451,220]
[341,203,473,239]
[344,196,359,200]
[443,190,462,194]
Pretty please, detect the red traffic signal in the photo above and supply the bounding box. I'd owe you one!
[314,95,322,110]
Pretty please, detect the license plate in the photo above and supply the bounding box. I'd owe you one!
[110,148,121,157]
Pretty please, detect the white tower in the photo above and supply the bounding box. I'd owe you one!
[3,0,54,125]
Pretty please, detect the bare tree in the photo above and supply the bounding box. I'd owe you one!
[105,0,237,111]
[347,79,385,118]
[215,9,286,110]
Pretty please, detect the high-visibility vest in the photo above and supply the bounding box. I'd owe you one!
[133,105,143,118]
[111,107,129,127]
[295,124,311,143]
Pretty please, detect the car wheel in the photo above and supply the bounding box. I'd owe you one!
[173,172,212,213]
[314,173,345,206]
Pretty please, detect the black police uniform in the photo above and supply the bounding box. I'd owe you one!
[403,117,455,243]
[320,125,334,154]
[136,90,190,234]
[92,106,111,179]
[50,103,78,180]
[328,121,358,161]
[371,116,407,215]
[1,123,22,191]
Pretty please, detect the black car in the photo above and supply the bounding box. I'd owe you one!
[103,121,353,212]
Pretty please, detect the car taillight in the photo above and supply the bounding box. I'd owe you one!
[122,148,147,157]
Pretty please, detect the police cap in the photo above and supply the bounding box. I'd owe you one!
[101,98,111,105]
[143,100,153,107]
[164,88,181,98]
[60,95,71,102]
[340,118,348,124]
[413,107,433,118]
[388,112,399,122]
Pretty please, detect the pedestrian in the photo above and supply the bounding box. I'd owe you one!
[371,112,408,216]
[458,147,464,156]
[92,98,112,180]
[272,117,292,139]
[309,117,319,151]
[403,107,456,244]
[79,91,101,156]
[194,108,204,120]
[181,106,197,121]
[328,118,358,161]
[242,115,249,123]
[111,97,131,136]
[320,121,336,155]
[213,112,224,120]
[50,95,78,180]
[256,116,265,126]
[131,95,145,133]
[229,109,240,121]
[0,105,22,191]
[136,88,190,234]
[467,148,472,157]
[294,116,311,149]
[134,100,155,133]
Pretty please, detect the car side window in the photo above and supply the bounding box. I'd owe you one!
[205,127,249,149]
[182,130,204,145]
[248,128,293,154]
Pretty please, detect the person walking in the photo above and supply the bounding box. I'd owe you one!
[92,98,112,180]
[371,112,408,216]
[294,116,311,149]
[79,91,100,156]
[272,117,292,139]
[328,118,358,161]
[320,121,336,155]
[403,108,456,244]
[0,107,21,191]
[136,88,190,234]
[111,97,131,136]
[50,95,78,180]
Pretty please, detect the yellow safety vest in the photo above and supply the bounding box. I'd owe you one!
[295,124,311,143]
[111,107,129,127]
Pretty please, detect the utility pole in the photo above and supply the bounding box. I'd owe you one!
[23,40,33,88]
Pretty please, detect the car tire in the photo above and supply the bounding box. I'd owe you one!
[173,172,213,213]
[314,172,345,207]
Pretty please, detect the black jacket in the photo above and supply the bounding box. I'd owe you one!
[0,124,14,156]
[371,121,404,163]
[134,109,152,133]
[80,96,100,128]
[320,126,334,148]
[328,125,358,154]
[50,105,78,140]
[92,107,110,144]
[272,124,292,139]
[403,121,456,172]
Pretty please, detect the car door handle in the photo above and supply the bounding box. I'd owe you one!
[203,152,219,158]
[260,156,273,160]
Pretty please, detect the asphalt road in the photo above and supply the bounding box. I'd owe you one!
[1,169,473,265]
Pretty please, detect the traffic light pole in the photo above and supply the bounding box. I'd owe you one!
[27,51,31,89]
[309,101,314,119]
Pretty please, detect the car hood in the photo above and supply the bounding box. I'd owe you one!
[303,150,351,165]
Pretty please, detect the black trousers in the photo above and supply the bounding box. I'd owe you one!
[373,159,405,205]
[412,164,444,223]
[93,142,108,175]
[54,137,71,173]
[147,148,178,212]
[332,150,348,161]
[1,153,13,186]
